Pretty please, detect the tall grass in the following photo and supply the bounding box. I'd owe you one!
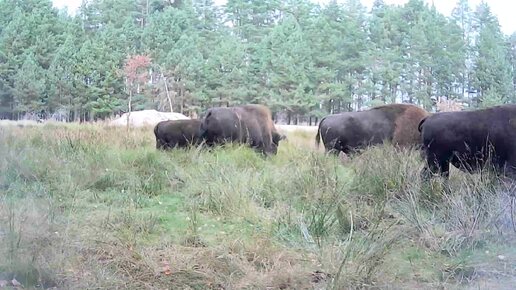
[0,123,515,289]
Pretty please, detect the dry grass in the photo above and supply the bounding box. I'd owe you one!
[0,122,515,289]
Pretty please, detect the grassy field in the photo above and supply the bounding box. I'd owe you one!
[1,122,516,289]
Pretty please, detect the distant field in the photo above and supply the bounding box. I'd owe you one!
[276,124,319,133]
[1,123,515,289]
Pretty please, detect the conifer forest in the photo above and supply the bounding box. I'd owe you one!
[1,0,515,122]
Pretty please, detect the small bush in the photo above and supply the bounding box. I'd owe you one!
[349,143,423,201]
[394,163,516,258]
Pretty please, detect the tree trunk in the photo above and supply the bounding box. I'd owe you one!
[180,88,184,114]
[163,74,173,112]
[127,89,132,131]
[146,0,149,26]
[372,80,376,100]
[392,85,397,103]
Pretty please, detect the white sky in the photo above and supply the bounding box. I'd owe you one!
[52,0,515,35]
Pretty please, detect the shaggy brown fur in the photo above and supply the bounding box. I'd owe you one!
[316,103,430,154]
[374,103,430,147]
[200,104,283,155]
[419,104,516,179]
[154,119,202,150]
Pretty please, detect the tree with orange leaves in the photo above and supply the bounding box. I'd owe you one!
[123,54,151,129]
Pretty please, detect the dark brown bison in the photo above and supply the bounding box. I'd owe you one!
[153,119,203,150]
[419,104,516,179]
[200,104,283,155]
[272,130,287,147]
[315,103,429,154]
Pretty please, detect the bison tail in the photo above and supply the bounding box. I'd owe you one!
[153,123,160,137]
[153,123,163,149]
[315,118,324,148]
[417,117,428,133]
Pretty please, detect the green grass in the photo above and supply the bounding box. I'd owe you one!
[0,123,515,289]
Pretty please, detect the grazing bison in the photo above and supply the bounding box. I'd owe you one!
[200,104,282,155]
[315,103,429,155]
[154,119,203,150]
[273,131,287,147]
[419,104,516,179]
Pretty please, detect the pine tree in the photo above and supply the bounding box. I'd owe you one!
[452,0,474,99]
[12,52,47,116]
[267,14,313,118]
[472,2,513,106]
[0,0,67,118]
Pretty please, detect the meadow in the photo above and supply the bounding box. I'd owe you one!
[1,123,515,289]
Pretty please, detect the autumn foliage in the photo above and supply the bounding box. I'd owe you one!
[123,55,152,86]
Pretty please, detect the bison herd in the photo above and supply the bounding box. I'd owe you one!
[154,104,286,155]
[154,103,516,180]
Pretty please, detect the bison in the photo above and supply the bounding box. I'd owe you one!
[419,104,516,179]
[153,119,203,150]
[200,104,283,155]
[272,131,287,147]
[315,103,429,155]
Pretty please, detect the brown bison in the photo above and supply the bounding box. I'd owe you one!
[272,130,287,147]
[419,104,516,179]
[200,104,283,155]
[315,103,429,154]
[154,119,203,150]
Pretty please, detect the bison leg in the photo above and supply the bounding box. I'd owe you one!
[324,138,344,155]
[325,147,340,155]
[504,154,516,180]
[161,141,177,150]
[156,139,166,150]
[421,152,450,181]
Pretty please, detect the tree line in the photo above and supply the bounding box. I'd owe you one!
[0,0,515,123]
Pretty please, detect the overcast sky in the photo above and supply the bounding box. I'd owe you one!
[52,0,515,35]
